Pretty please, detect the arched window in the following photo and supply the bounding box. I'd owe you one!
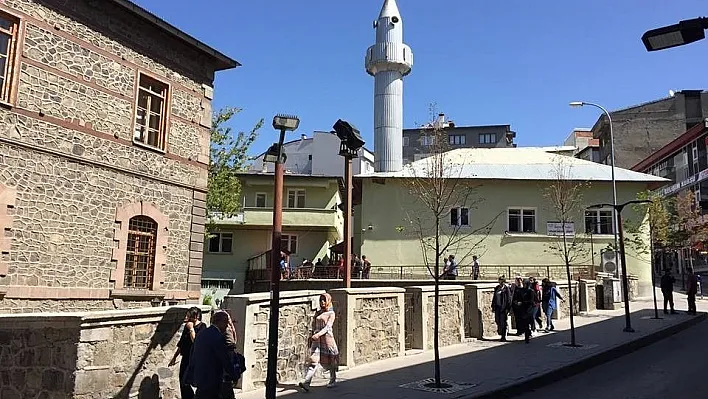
[124,216,158,289]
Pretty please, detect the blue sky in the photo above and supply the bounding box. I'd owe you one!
[135,0,708,156]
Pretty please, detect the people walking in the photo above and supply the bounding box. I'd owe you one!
[511,277,523,335]
[169,307,207,399]
[442,255,458,280]
[491,276,512,341]
[513,279,535,343]
[687,267,698,315]
[660,269,677,314]
[187,311,237,399]
[541,278,564,332]
[471,256,480,280]
[362,255,371,279]
[529,277,543,333]
[300,293,340,392]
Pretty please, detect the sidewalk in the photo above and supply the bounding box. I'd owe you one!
[238,290,706,399]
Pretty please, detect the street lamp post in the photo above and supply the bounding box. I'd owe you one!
[589,199,651,333]
[570,102,619,255]
[265,114,300,399]
[642,17,708,52]
[333,119,365,288]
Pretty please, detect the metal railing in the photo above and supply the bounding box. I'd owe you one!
[244,264,594,283]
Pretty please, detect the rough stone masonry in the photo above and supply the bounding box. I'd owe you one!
[0,0,235,312]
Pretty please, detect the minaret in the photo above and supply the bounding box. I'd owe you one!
[366,0,413,172]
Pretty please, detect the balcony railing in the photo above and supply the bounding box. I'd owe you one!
[240,207,339,227]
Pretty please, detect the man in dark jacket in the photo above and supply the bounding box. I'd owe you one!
[660,269,677,314]
[512,279,535,343]
[687,267,698,315]
[491,276,512,341]
[188,311,237,398]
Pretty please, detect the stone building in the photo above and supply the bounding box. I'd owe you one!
[590,90,708,169]
[0,0,238,313]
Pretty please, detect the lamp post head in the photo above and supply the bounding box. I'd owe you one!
[263,143,286,164]
[333,119,366,158]
[642,17,708,52]
[569,101,585,108]
[272,114,300,132]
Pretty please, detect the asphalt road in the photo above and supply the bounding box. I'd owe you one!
[514,318,708,399]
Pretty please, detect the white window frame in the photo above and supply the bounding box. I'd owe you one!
[403,136,410,147]
[421,136,435,146]
[207,232,233,254]
[133,72,170,151]
[281,234,298,254]
[584,209,614,235]
[255,192,267,208]
[449,134,466,145]
[479,133,496,144]
[693,142,699,165]
[286,189,306,208]
[450,206,470,227]
[507,207,536,233]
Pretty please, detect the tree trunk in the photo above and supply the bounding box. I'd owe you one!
[561,230,577,346]
[434,217,441,387]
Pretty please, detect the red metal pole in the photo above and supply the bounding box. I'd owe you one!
[343,157,353,288]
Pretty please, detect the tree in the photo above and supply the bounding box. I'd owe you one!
[543,159,589,347]
[400,107,498,388]
[625,190,672,271]
[206,107,264,233]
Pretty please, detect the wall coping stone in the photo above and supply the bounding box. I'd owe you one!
[224,290,325,303]
[464,283,498,289]
[0,305,211,329]
[405,285,465,292]
[329,287,406,295]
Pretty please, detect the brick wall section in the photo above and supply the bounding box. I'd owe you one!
[0,185,17,277]
[189,191,207,297]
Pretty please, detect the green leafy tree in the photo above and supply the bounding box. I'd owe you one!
[206,107,264,233]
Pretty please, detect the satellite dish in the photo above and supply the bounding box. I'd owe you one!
[669,90,676,97]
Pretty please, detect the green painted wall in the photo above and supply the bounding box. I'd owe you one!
[240,175,339,210]
[357,178,653,293]
[203,174,343,294]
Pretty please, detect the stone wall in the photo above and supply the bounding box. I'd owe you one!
[329,287,405,368]
[0,305,209,399]
[463,283,497,339]
[553,281,580,319]
[404,286,464,350]
[579,279,597,312]
[222,291,323,392]
[0,0,220,309]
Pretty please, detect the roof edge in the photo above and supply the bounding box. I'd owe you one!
[110,0,240,70]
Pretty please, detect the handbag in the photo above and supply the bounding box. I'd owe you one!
[232,351,246,378]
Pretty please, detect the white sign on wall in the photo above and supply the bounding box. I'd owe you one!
[546,221,575,237]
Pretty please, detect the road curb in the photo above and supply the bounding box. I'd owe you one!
[462,312,707,399]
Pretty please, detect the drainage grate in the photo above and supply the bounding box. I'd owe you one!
[399,378,478,394]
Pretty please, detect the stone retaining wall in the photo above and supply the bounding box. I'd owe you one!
[404,285,464,350]
[222,290,323,392]
[579,279,597,312]
[463,283,498,339]
[0,305,209,399]
[329,287,405,368]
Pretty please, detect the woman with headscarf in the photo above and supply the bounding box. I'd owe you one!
[299,293,339,391]
[168,306,206,399]
[512,279,535,343]
[542,278,564,332]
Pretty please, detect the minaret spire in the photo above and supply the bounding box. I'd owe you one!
[366,0,413,172]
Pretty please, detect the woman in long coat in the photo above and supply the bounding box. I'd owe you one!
[299,293,339,391]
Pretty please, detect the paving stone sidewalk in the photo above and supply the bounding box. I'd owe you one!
[237,290,706,399]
